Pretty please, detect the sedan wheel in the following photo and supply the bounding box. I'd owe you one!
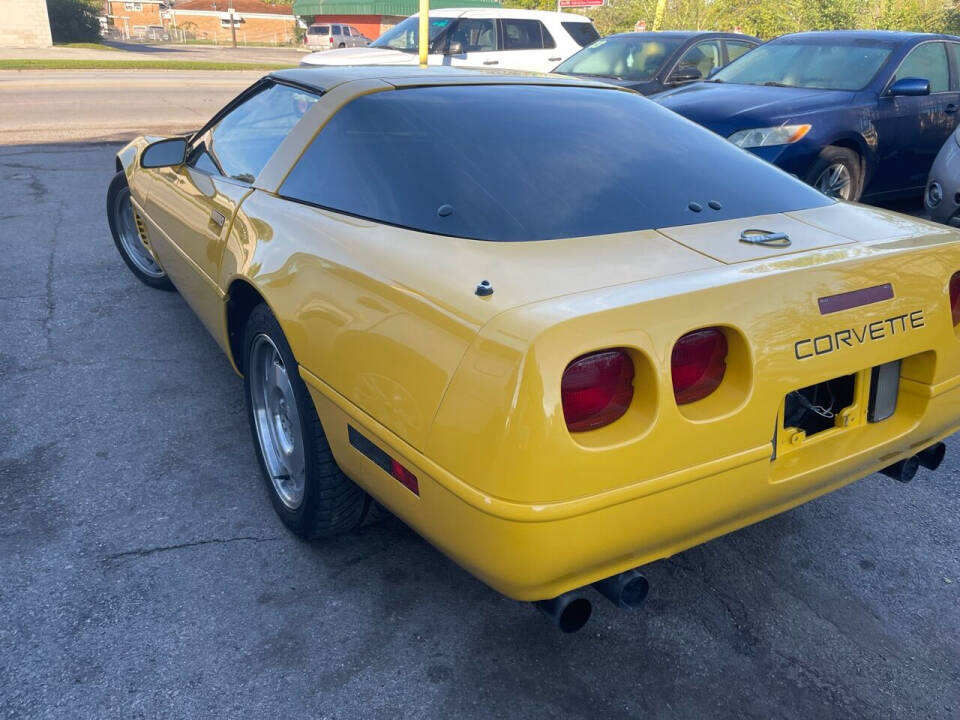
[814,162,853,200]
[248,333,306,510]
[804,146,863,202]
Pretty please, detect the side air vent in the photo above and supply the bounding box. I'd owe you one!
[133,211,149,245]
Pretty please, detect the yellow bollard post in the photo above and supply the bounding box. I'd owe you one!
[418,0,429,66]
[652,0,666,31]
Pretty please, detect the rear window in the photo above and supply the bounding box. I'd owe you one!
[501,19,554,51]
[308,26,329,35]
[562,21,599,47]
[279,85,830,242]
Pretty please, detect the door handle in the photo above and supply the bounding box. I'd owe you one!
[483,60,498,65]
[210,209,226,229]
[548,56,562,62]
[947,103,958,114]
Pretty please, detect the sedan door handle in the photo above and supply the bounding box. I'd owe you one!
[548,56,562,62]
[483,60,499,65]
[947,103,958,114]
[210,209,226,229]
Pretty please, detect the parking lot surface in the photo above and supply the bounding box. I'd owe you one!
[0,70,264,144]
[0,142,958,719]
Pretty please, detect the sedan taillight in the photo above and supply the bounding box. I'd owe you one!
[671,328,728,405]
[561,350,634,432]
[950,271,960,326]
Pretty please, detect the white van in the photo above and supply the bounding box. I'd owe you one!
[300,8,600,73]
[305,23,370,50]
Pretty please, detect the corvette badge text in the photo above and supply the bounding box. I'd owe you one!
[795,310,925,359]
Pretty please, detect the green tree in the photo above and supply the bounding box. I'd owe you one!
[46,0,102,43]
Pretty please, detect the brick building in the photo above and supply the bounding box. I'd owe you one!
[171,0,298,44]
[104,0,169,38]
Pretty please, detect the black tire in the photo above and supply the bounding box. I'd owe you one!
[242,303,381,538]
[805,146,863,201]
[338,42,345,48]
[106,172,174,290]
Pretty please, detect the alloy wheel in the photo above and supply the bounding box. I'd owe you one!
[814,162,853,200]
[249,334,306,510]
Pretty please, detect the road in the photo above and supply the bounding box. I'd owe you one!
[0,42,308,65]
[0,141,958,718]
[0,70,265,143]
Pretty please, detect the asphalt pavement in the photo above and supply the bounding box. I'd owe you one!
[0,42,308,64]
[0,142,958,719]
[0,70,266,144]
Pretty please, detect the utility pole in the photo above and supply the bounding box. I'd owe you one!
[229,0,237,48]
[418,0,428,66]
[652,0,666,30]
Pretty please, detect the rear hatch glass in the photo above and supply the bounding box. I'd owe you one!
[308,26,330,35]
[279,84,831,242]
[562,22,600,47]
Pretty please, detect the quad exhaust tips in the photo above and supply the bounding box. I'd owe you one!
[535,568,650,633]
[881,442,946,483]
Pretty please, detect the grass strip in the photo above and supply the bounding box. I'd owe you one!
[0,59,294,71]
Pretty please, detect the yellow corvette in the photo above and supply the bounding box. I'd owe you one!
[108,67,960,632]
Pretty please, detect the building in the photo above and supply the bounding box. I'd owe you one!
[0,0,53,47]
[291,0,499,41]
[171,0,298,44]
[104,0,169,39]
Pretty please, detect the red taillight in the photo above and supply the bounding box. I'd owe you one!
[389,458,419,495]
[950,272,960,326]
[561,350,634,432]
[671,328,728,405]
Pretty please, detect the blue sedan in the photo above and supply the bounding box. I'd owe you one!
[654,31,960,202]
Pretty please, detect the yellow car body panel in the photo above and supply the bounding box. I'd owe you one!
[118,70,960,601]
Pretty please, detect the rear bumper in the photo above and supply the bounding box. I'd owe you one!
[304,368,960,602]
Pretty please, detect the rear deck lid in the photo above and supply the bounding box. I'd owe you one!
[658,211,854,263]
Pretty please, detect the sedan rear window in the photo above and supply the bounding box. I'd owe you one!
[562,21,599,47]
[279,85,830,242]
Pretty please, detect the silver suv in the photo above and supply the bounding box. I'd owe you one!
[305,23,370,50]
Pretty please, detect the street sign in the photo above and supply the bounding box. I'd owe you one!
[559,0,605,6]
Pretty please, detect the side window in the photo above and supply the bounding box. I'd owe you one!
[501,19,552,51]
[188,83,319,183]
[332,25,341,36]
[894,42,948,93]
[950,43,960,88]
[342,26,350,36]
[561,21,599,48]
[447,18,496,53]
[350,27,361,36]
[725,40,755,64]
[676,40,723,79]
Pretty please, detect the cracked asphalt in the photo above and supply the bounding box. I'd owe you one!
[1,142,958,719]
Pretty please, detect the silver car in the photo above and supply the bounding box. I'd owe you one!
[925,126,960,225]
[305,23,370,51]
